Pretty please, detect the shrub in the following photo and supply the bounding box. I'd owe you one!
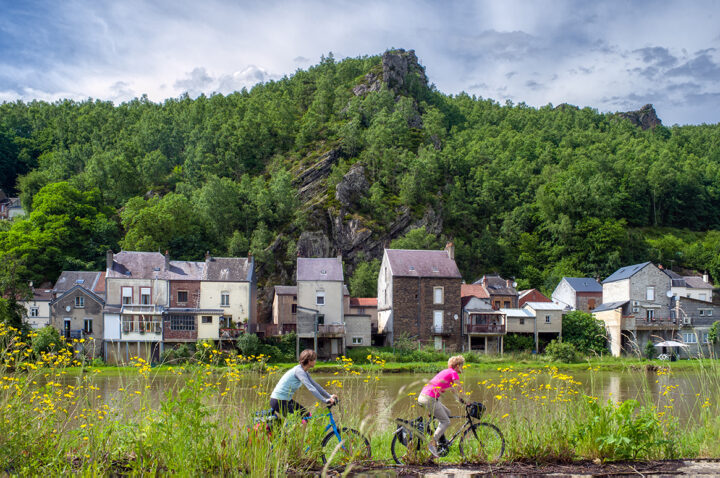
[644,341,657,360]
[504,333,535,353]
[31,326,63,356]
[545,339,580,363]
[237,333,261,356]
[161,343,193,364]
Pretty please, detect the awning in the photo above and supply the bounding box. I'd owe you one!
[654,340,689,348]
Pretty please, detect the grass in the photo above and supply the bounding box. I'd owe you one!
[3,323,720,475]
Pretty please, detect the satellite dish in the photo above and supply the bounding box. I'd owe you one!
[512,281,518,288]
[453,314,459,320]
[666,290,673,298]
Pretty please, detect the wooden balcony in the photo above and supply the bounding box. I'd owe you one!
[464,323,506,335]
[634,317,679,330]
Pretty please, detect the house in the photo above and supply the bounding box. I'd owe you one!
[348,297,380,345]
[21,282,53,329]
[552,277,602,312]
[522,301,566,351]
[296,256,346,359]
[377,243,463,351]
[271,285,298,335]
[462,284,505,354]
[103,251,169,364]
[593,262,675,357]
[501,307,536,350]
[200,254,256,332]
[665,269,714,302]
[474,274,518,309]
[672,296,720,357]
[518,289,551,307]
[0,190,24,220]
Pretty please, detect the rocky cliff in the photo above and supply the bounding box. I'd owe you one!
[616,104,662,130]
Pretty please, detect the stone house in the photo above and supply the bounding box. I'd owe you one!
[552,277,602,312]
[377,243,463,351]
[518,289,551,308]
[296,257,346,359]
[671,296,720,358]
[462,283,505,354]
[501,307,536,350]
[593,262,675,357]
[665,269,714,302]
[522,301,566,351]
[199,254,256,331]
[474,274,518,309]
[21,283,53,330]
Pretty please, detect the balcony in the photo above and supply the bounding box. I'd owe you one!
[263,323,297,336]
[317,324,345,336]
[120,304,164,315]
[465,323,506,335]
[431,325,452,335]
[121,320,163,339]
[634,317,678,330]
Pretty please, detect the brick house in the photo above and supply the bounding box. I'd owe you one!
[474,274,519,309]
[552,277,602,312]
[377,243,462,351]
[518,289,552,307]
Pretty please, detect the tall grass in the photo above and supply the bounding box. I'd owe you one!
[3,321,720,475]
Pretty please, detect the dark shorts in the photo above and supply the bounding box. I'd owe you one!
[269,398,310,419]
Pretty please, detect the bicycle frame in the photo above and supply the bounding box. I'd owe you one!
[307,406,342,442]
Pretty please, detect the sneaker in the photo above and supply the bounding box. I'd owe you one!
[427,442,440,458]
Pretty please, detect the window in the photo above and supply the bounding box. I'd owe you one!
[291,304,297,314]
[702,332,710,344]
[545,315,551,324]
[646,286,655,301]
[177,290,188,303]
[170,315,195,331]
[75,296,84,308]
[519,318,525,325]
[352,337,363,345]
[317,314,325,325]
[316,291,325,306]
[122,287,133,305]
[682,332,697,344]
[433,287,444,305]
[504,301,510,308]
[221,292,230,307]
[84,319,93,334]
[700,309,705,316]
[700,293,707,301]
[647,309,655,320]
[30,307,39,317]
[494,301,500,309]
[141,287,151,305]
[201,316,212,324]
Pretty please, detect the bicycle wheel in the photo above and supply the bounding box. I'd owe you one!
[459,422,505,463]
[320,427,371,467]
[390,426,424,465]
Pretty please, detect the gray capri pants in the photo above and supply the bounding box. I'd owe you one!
[418,393,451,440]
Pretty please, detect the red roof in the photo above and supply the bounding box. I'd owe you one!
[350,297,377,307]
[461,284,489,299]
[93,271,106,294]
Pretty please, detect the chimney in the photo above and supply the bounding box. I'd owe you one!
[703,272,709,283]
[29,281,33,289]
[106,250,114,271]
[205,250,211,261]
[445,242,455,260]
[658,264,664,270]
[506,279,511,287]
[164,250,170,271]
[337,254,342,263]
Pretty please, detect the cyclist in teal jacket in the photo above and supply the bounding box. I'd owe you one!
[269,349,338,419]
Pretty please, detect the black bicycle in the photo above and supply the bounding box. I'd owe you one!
[391,401,505,464]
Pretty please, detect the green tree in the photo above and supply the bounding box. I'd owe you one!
[561,311,608,356]
[0,257,30,331]
[349,258,380,297]
[390,226,443,250]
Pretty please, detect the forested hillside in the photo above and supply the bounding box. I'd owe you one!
[2,49,720,314]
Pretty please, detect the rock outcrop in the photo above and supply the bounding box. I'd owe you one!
[335,164,369,208]
[353,49,429,97]
[616,104,662,130]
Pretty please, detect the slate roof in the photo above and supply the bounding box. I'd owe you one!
[602,262,653,284]
[385,249,461,278]
[350,298,377,307]
[523,301,567,311]
[107,251,167,279]
[55,271,104,293]
[663,269,686,287]
[296,257,344,281]
[461,284,489,299]
[563,277,603,293]
[274,286,298,296]
[167,260,205,280]
[474,274,518,295]
[50,284,105,306]
[29,287,54,301]
[464,297,496,312]
[591,301,629,313]
[203,256,253,282]
[683,276,714,289]
[499,308,534,318]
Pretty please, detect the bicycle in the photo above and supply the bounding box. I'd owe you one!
[390,401,505,464]
[252,401,371,468]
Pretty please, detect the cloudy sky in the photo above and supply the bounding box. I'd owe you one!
[1,0,719,125]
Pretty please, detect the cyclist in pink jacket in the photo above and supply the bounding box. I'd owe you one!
[418,355,466,457]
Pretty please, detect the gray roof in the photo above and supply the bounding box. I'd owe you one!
[602,262,653,284]
[464,297,497,312]
[107,251,167,279]
[203,256,253,282]
[50,284,105,306]
[274,286,297,296]
[55,271,103,293]
[296,257,344,281]
[166,260,205,280]
[683,276,714,289]
[386,249,461,278]
[474,274,518,295]
[500,308,534,318]
[563,277,602,293]
[523,302,567,311]
[591,300,628,313]
[663,270,686,287]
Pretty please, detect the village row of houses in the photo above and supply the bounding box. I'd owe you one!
[21,244,720,362]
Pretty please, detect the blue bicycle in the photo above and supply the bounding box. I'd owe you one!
[253,402,371,468]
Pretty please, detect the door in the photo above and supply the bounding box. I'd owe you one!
[433,310,443,333]
[434,336,443,351]
[64,318,71,338]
